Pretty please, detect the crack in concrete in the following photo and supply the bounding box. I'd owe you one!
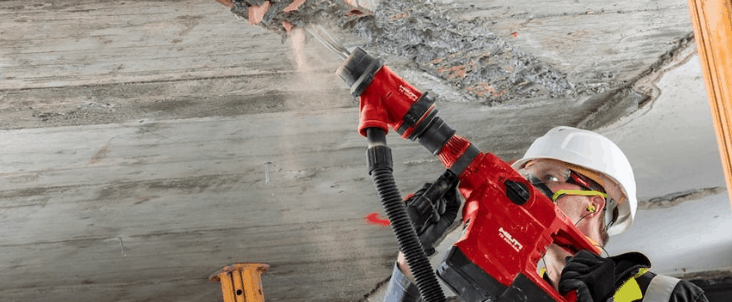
[578,32,696,130]
[626,32,696,107]
[638,186,726,209]
[685,269,732,284]
[576,88,649,130]
[0,69,335,93]
[476,5,692,21]
[357,275,390,302]
[3,276,203,291]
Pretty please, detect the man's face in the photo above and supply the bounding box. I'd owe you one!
[518,160,609,249]
[517,159,611,285]
[547,181,607,246]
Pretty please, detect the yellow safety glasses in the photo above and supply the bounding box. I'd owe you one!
[551,189,607,203]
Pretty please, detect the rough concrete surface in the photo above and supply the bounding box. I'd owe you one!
[1,0,725,301]
[599,54,727,201]
[0,0,353,130]
[602,55,731,277]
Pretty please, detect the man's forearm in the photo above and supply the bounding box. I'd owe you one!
[384,260,422,302]
[397,252,413,281]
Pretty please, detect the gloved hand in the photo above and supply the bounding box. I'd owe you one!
[558,250,615,302]
[610,251,651,287]
[404,175,461,256]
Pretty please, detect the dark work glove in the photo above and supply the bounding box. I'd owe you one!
[610,251,651,288]
[404,172,461,256]
[558,250,615,302]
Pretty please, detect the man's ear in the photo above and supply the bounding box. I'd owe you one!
[587,196,606,217]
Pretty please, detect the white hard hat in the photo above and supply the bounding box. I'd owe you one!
[511,126,637,236]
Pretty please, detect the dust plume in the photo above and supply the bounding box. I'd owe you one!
[282,24,354,112]
[290,28,310,72]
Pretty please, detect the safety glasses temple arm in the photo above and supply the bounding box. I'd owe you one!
[552,190,607,202]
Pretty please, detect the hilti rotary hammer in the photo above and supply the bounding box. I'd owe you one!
[337,47,600,302]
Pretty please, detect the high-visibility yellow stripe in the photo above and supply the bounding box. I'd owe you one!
[614,277,643,302]
[613,268,649,302]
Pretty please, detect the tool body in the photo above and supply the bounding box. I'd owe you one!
[338,47,600,302]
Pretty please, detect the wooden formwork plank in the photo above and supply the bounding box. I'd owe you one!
[688,0,732,208]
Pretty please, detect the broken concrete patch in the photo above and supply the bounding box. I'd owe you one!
[351,0,575,104]
[638,187,726,209]
[215,0,235,8]
[230,0,363,39]
[576,88,649,130]
[684,269,732,281]
[629,33,697,111]
[283,0,305,13]
[228,0,576,104]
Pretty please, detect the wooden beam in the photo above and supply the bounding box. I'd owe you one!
[687,0,732,208]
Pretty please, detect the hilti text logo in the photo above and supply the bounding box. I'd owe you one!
[399,85,419,101]
[499,227,523,252]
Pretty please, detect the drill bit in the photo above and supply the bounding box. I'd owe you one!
[304,24,350,59]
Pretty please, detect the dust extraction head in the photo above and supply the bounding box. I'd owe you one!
[336,47,383,96]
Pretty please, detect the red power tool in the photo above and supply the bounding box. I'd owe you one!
[337,47,600,302]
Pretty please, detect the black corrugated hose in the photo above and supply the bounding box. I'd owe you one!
[366,128,446,302]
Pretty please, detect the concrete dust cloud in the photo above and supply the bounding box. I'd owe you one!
[223,1,361,109]
[282,25,353,113]
[290,28,310,72]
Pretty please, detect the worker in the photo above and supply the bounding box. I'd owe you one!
[384,126,708,302]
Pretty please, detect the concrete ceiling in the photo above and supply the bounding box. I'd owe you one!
[1,0,729,301]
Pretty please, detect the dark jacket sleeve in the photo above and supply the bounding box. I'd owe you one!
[670,279,708,302]
[635,272,708,302]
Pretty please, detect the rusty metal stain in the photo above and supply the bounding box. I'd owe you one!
[248,1,272,25]
[90,143,111,164]
[283,0,305,13]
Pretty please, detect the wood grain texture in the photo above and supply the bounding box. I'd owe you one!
[687,0,732,209]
